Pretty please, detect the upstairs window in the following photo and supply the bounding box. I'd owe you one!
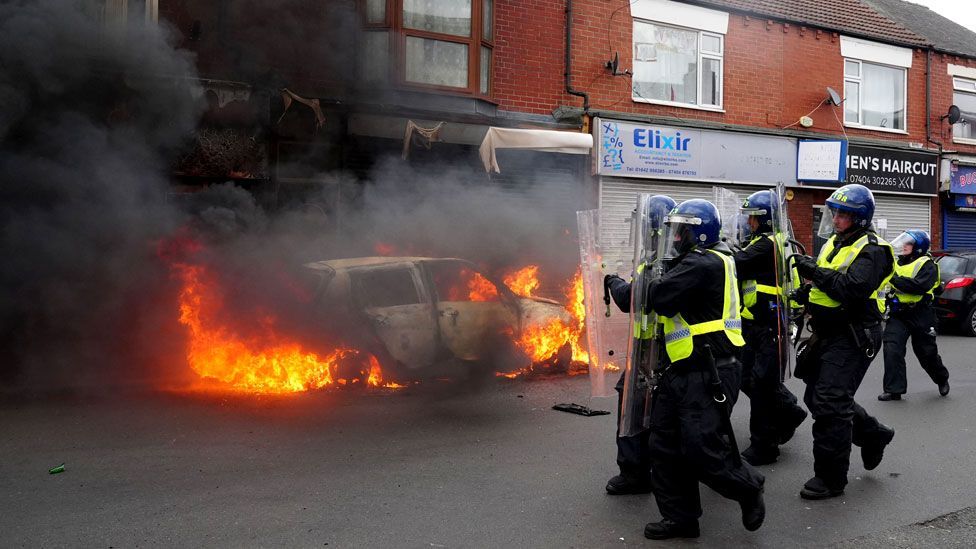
[360,0,493,96]
[839,36,912,133]
[952,77,976,142]
[632,21,723,109]
[844,59,906,131]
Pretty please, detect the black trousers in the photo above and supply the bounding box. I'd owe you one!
[740,322,804,449]
[614,371,651,477]
[802,326,888,488]
[647,360,764,524]
[882,306,949,395]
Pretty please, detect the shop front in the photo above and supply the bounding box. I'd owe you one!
[796,142,938,254]
[942,160,976,249]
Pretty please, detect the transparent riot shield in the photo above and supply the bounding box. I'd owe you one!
[618,194,668,437]
[577,209,619,398]
[712,186,741,249]
[772,182,796,381]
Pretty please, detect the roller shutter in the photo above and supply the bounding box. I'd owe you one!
[872,195,932,241]
[598,177,766,274]
[944,210,976,250]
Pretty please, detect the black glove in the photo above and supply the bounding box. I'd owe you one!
[791,283,812,305]
[793,255,818,279]
[604,273,624,288]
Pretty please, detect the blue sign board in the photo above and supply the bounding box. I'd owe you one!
[950,164,976,195]
[796,139,847,182]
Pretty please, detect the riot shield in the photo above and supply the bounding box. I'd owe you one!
[577,209,620,398]
[618,194,669,437]
[712,186,741,249]
[772,182,796,380]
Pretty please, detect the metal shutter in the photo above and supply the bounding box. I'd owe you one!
[872,195,932,241]
[598,177,765,274]
[944,210,976,250]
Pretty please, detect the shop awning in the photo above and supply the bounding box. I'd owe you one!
[479,127,593,173]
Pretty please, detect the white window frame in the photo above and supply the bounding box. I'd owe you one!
[952,76,976,145]
[843,58,908,134]
[631,19,725,112]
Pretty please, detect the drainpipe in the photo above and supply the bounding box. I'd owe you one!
[565,0,590,112]
[925,47,945,249]
[925,48,943,152]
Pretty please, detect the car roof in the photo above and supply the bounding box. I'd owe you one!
[304,256,471,270]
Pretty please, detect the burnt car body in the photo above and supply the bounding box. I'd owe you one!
[933,250,976,336]
[302,257,571,374]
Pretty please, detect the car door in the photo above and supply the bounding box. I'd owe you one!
[348,264,439,370]
[423,260,518,361]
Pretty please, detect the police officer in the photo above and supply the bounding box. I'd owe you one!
[793,184,896,500]
[604,194,675,495]
[734,190,807,466]
[879,230,950,401]
[638,198,764,539]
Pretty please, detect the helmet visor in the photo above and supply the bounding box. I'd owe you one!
[890,231,917,256]
[665,214,703,257]
[817,206,857,238]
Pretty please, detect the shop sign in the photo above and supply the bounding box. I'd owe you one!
[949,163,976,195]
[843,145,938,195]
[594,118,795,185]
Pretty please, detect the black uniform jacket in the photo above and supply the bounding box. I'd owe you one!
[646,242,739,365]
[733,233,778,327]
[806,229,894,332]
[890,255,938,306]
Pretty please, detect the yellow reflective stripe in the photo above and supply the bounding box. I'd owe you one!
[809,234,893,311]
[756,283,780,295]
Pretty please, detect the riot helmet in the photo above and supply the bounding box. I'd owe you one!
[665,199,722,256]
[739,189,778,243]
[891,229,931,257]
[817,184,876,238]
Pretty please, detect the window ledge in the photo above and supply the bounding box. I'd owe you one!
[953,137,976,146]
[843,123,908,135]
[632,97,725,113]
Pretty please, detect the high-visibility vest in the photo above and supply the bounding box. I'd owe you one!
[662,249,745,362]
[808,233,894,313]
[893,255,939,304]
[740,233,789,320]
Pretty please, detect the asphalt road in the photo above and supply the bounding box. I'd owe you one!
[2,335,974,548]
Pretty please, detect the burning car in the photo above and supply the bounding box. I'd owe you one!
[302,257,573,376]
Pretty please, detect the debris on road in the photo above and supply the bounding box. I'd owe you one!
[552,403,610,416]
[48,463,65,474]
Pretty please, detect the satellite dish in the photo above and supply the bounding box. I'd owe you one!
[826,86,842,106]
[606,51,620,75]
[945,105,962,124]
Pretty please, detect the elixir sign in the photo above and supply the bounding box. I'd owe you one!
[595,118,796,184]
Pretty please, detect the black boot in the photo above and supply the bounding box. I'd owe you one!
[643,519,700,540]
[877,392,902,401]
[799,476,845,500]
[740,488,765,531]
[605,473,652,495]
[939,380,950,396]
[741,444,779,466]
[777,406,808,444]
[862,424,895,471]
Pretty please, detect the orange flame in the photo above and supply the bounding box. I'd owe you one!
[172,261,401,393]
[512,270,590,367]
[466,269,499,302]
[374,242,395,256]
[504,265,540,298]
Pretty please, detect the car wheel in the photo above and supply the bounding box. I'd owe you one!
[963,304,976,337]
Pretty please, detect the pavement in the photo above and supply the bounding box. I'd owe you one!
[1,335,974,548]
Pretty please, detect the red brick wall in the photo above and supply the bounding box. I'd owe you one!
[495,1,937,150]
[929,54,976,157]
